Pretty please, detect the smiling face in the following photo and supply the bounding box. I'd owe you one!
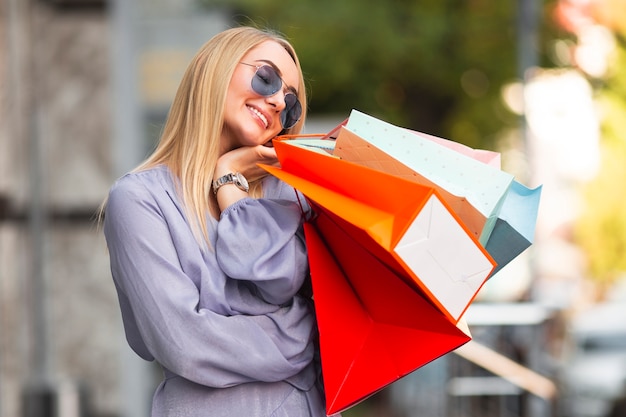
[221,40,300,152]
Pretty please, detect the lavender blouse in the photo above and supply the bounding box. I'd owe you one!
[104,165,333,417]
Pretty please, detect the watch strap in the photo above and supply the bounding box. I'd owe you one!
[212,172,249,194]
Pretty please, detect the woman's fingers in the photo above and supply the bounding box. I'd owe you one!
[215,145,279,182]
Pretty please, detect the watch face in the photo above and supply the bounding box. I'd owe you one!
[234,172,249,191]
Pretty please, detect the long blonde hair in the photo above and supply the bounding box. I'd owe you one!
[101,27,307,246]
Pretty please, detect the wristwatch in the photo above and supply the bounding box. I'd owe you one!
[212,172,249,194]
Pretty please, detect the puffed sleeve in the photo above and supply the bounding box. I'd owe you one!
[215,196,310,305]
[103,176,316,388]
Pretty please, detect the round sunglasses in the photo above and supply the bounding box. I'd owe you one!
[240,62,302,129]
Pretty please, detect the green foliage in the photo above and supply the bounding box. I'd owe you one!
[201,0,558,149]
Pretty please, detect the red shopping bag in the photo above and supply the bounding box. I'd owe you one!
[304,212,471,414]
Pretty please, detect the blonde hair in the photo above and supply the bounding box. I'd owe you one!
[100,26,307,246]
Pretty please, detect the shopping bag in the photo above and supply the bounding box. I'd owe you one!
[261,140,496,323]
[331,124,541,276]
[485,180,542,275]
[342,109,515,245]
[304,210,471,414]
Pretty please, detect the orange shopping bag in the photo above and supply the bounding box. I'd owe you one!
[263,140,496,323]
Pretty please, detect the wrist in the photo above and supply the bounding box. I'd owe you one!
[212,172,249,194]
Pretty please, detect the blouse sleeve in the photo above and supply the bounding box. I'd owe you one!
[103,177,316,388]
[215,196,310,305]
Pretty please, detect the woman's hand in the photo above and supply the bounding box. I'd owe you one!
[213,145,279,213]
[215,144,279,183]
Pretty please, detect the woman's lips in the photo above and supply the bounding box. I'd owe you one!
[248,105,269,129]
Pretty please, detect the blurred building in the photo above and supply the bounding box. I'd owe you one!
[1,0,118,416]
[0,0,227,416]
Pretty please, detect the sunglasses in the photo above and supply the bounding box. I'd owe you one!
[240,62,302,129]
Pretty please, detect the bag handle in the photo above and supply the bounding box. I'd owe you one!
[273,133,328,142]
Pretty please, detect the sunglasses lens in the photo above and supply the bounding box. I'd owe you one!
[248,64,302,129]
[251,65,282,96]
[281,93,302,129]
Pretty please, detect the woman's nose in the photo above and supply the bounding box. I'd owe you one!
[265,90,287,112]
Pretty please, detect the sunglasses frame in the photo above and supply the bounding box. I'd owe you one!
[239,62,302,129]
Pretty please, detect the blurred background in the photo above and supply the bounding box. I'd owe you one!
[1,0,625,416]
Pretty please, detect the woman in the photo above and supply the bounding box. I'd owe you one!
[102,26,334,416]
